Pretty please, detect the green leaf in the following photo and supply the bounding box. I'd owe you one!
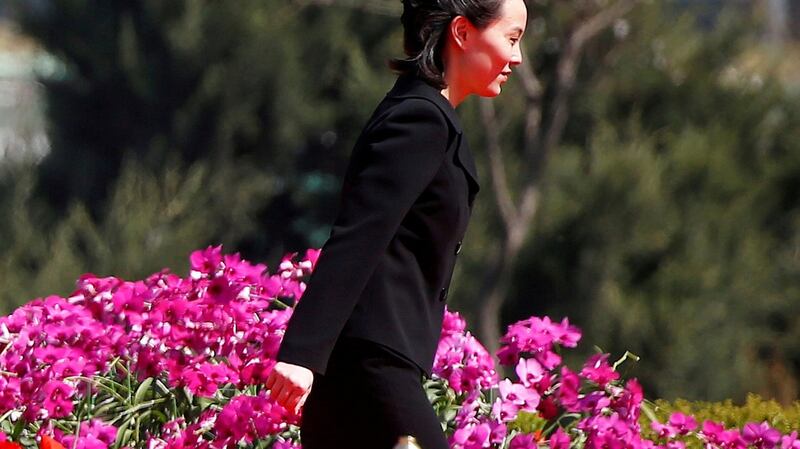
[11,415,24,440]
[154,379,172,395]
[641,400,659,423]
[134,377,154,405]
[612,351,641,371]
[97,406,127,420]
[18,435,37,448]
[116,398,168,421]
[183,387,194,405]
[196,396,216,412]
[115,418,134,448]
[443,407,458,423]
[0,409,16,426]
[135,410,155,442]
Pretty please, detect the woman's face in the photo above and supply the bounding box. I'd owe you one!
[461,0,528,97]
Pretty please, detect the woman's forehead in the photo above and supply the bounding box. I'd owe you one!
[498,0,528,28]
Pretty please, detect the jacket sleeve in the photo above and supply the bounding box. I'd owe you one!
[275,98,450,375]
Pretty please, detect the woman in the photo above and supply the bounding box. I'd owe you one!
[266,0,527,447]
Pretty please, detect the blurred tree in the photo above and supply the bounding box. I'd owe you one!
[465,0,639,360]
[0,157,272,312]
[3,0,800,404]
[496,3,800,402]
[1,0,403,308]
[7,0,400,259]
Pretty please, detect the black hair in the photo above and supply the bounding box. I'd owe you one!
[389,0,505,89]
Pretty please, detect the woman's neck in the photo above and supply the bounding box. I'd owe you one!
[439,75,467,108]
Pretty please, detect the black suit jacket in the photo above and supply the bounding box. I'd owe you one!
[276,74,480,377]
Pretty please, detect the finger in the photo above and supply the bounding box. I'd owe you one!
[265,368,279,390]
[288,387,306,412]
[294,392,309,414]
[268,377,285,403]
[287,394,299,414]
[276,385,295,408]
[299,388,310,407]
[265,372,274,390]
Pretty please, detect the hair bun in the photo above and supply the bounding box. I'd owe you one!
[390,0,504,89]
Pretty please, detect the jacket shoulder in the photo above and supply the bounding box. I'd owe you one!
[385,75,464,134]
[366,96,454,143]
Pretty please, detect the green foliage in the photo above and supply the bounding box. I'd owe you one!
[0,357,291,449]
[424,377,463,433]
[8,0,400,253]
[4,0,800,404]
[0,157,271,314]
[651,394,800,435]
[502,2,800,402]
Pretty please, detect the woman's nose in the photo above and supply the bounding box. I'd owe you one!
[510,44,523,67]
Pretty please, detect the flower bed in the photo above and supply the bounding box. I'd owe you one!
[0,246,797,449]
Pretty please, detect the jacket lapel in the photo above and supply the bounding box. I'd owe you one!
[387,75,481,203]
[454,133,480,207]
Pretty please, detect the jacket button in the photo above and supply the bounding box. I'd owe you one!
[439,287,448,301]
[455,241,462,255]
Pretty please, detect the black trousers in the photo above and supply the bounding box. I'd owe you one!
[299,337,450,449]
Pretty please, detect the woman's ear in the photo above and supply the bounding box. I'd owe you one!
[449,16,470,50]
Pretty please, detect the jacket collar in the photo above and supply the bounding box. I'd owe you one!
[386,74,463,135]
[386,74,480,205]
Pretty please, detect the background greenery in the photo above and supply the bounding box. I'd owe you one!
[2,0,800,404]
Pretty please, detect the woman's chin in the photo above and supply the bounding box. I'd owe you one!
[477,84,503,98]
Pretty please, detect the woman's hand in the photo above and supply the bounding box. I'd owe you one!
[265,361,314,414]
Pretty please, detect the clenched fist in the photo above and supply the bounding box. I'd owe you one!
[265,361,314,414]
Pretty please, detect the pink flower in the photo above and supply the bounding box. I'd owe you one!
[215,394,297,446]
[579,414,641,449]
[433,323,497,394]
[111,282,149,321]
[537,350,562,370]
[491,397,520,423]
[189,245,223,275]
[442,309,467,335]
[742,422,781,449]
[551,318,582,347]
[51,356,86,379]
[612,379,643,422]
[498,316,582,369]
[550,428,571,449]
[701,420,746,449]
[668,412,697,434]
[32,347,70,366]
[498,379,540,411]
[455,391,482,427]
[489,421,507,445]
[515,358,545,388]
[303,248,322,270]
[651,421,678,440]
[58,419,117,449]
[538,396,560,420]
[509,433,537,449]
[577,391,611,414]
[180,369,216,397]
[41,380,74,418]
[0,245,741,449]
[451,422,491,449]
[581,354,620,387]
[558,366,580,411]
[222,253,267,283]
[204,276,239,304]
[781,432,800,449]
[666,441,686,449]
